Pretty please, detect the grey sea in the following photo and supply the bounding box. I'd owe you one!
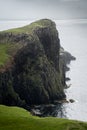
[0,19,87,121]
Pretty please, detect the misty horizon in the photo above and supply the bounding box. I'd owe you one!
[0,0,87,20]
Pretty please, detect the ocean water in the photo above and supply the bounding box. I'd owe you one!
[0,19,87,121]
[57,21,87,121]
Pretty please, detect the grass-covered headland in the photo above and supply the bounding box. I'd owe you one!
[0,105,87,130]
[0,19,67,106]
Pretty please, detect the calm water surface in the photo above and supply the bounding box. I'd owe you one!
[57,21,87,121]
[0,19,87,121]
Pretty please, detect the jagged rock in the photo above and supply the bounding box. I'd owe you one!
[54,99,69,104]
[69,99,75,103]
[0,19,74,108]
[65,77,71,81]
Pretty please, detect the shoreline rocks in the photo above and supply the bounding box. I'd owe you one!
[69,99,75,103]
[30,98,75,117]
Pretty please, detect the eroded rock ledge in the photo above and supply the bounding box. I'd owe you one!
[0,19,75,109]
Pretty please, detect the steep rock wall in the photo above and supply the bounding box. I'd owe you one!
[0,19,72,108]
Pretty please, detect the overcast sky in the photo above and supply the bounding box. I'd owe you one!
[0,0,87,20]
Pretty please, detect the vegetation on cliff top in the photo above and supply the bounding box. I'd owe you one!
[0,19,57,68]
[0,19,71,106]
[1,19,56,34]
[0,105,87,130]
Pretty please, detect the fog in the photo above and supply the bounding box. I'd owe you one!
[0,0,87,20]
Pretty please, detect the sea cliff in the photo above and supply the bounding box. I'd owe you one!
[0,19,75,109]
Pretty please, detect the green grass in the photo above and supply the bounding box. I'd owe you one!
[0,19,57,68]
[0,19,55,34]
[0,44,11,67]
[0,43,23,68]
[0,105,87,130]
[0,20,43,34]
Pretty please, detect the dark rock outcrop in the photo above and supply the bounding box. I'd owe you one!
[0,19,74,108]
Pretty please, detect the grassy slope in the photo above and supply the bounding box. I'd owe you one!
[0,43,23,68]
[0,44,10,67]
[0,105,87,130]
[0,19,55,68]
[3,19,55,34]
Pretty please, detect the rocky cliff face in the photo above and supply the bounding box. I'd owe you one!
[0,19,74,108]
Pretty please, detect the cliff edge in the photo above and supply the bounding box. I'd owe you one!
[0,19,74,108]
